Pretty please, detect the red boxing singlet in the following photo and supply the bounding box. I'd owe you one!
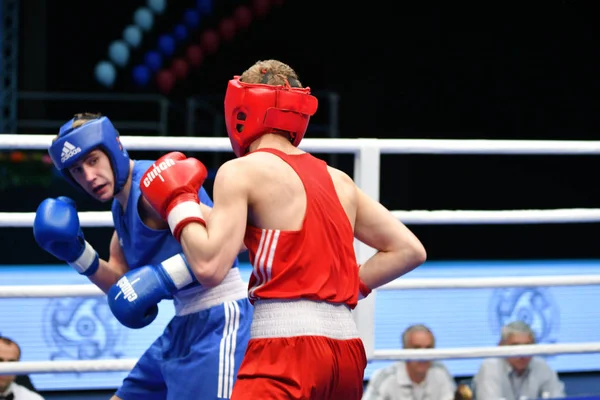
[234,148,366,400]
[243,148,360,308]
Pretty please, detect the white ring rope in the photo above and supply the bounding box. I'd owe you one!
[391,209,600,224]
[1,343,600,375]
[379,275,600,290]
[3,134,600,154]
[371,342,600,361]
[3,208,600,228]
[0,359,138,375]
[0,212,113,228]
[0,284,104,298]
[1,275,599,298]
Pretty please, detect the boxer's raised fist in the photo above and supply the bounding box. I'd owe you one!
[33,197,99,275]
[141,152,208,240]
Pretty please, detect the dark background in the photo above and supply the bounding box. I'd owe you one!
[3,0,599,265]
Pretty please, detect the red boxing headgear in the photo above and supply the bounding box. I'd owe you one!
[224,76,319,157]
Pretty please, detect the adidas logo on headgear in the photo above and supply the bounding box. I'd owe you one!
[61,141,82,163]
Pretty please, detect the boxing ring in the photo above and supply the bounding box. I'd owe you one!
[1,134,600,378]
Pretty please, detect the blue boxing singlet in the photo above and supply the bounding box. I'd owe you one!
[111,160,244,316]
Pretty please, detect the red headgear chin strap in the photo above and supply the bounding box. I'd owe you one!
[224,76,319,157]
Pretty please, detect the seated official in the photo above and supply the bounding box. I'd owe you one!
[472,320,565,400]
[0,336,44,400]
[363,324,456,400]
[14,377,36,394]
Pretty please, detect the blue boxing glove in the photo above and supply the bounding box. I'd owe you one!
[33,196,100,276]
[108,253,196,329]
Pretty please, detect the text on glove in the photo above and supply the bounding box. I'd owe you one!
[143,158,176,188]
[116,276,139,302]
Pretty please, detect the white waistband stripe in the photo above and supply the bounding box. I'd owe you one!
[173,268,247,316]
[251,299,360,340]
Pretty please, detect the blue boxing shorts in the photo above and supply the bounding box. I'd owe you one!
[116,298,252,400]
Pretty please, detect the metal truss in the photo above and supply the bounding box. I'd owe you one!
[0,0,19,133]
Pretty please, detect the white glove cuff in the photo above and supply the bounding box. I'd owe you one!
[167,201,204,236]
[69,241,98,274]
[161,254,195,290]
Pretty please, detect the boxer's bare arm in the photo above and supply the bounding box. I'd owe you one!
[354,187,426,290]
[139,191,247,253]
[180,160,249,287]
[87,230,130,293]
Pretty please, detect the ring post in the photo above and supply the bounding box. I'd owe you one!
[352,140,381,361]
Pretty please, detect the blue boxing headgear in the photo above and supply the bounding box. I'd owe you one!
[48,115,130,195]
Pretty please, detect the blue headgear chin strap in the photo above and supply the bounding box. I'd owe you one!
[48,115,131,195]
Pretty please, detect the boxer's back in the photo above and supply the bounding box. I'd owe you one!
[243,150,358,231]
[240,148,360,307]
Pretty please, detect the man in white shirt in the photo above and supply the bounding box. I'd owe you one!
[362,324,456,400]
[472,321,565,400]
[0,336,44,400]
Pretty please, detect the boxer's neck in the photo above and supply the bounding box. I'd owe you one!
[249,133,304,155]
[114,159,135,211]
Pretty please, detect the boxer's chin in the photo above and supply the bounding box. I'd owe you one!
[92,184,113,202]
[97,192,113,203]
[97,194,113,203]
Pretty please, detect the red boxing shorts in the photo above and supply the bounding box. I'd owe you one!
[230,300,367,400]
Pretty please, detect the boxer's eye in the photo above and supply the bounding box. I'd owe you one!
[70,166,83,175]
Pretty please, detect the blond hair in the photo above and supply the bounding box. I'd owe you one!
[52,112,102,143]
[71,112,102,128]
[239,59,302,87]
